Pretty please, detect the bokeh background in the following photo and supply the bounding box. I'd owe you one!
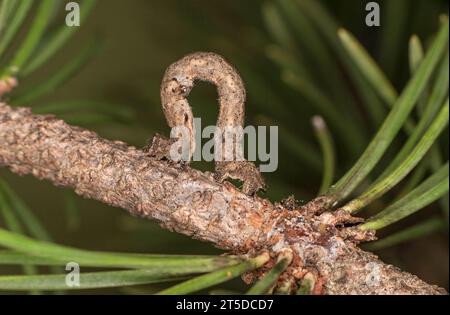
[0,0,448,293]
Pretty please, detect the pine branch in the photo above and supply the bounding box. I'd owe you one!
[0,102,446,295]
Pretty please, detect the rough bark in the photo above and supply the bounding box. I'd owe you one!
[0,102,446,295]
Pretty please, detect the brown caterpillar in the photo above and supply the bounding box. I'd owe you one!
[155,52,265,195]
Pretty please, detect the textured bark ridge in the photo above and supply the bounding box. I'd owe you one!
[0,103,446,295]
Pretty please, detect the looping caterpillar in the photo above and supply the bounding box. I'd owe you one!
[156,52,265,195]
[160,52,245,158]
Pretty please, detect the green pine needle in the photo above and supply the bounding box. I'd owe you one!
[246,256,290,295]
[311,116,335,195]
[296,0,386,127]
[409,35,428,114]
[0,0,14,35]
[282,70,365,155]
[343,100,449,213]
[376,55,449,182]
[326,19,449,206]
[0,0,34,60]
[409,35,425,75]
[22,0,97,76]
[360,162,449,230]
[0,270,186,291]
[33,99,135,126]
[364,217,445,251]
[0,180,52,242]
[3,0,54,77]
[0,189,39,293]
[13,38,101,105]
[338,28,398,107]
[0,227,242,271]
[156,253,269,295]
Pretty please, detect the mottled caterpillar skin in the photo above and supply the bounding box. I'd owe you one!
[160,52,245,155]
[158,52,265,195]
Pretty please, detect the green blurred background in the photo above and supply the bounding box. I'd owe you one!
[0,0,448,292]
